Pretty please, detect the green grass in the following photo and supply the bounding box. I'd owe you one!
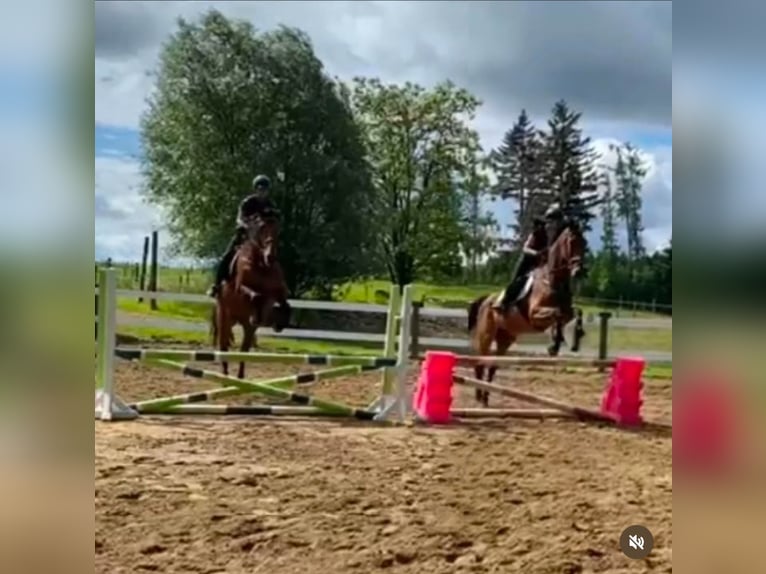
[601,326,672,354]
[118,326,387,356]
[119,298,211,322]
[116,297,671,355]
[103,263,668,320]
[118,324,672,379]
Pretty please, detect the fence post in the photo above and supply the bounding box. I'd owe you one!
[410,301,422,359]
[139,236,149,303]
[597,311,612,371]
[149,230,159,310]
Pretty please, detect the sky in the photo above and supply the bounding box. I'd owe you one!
[94,0,673,262]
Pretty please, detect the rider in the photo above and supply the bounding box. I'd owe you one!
[493,202,564,313]
[207,175,279,298]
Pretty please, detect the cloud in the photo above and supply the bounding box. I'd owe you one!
[94,1,672,257]
[94,154,162,261]
[95,1,671,132]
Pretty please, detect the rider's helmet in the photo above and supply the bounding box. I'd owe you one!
[544,202,563,220]
[252,174,271,192]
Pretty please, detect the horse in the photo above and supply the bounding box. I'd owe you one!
[467,220,587,407]
[210,213,292,378]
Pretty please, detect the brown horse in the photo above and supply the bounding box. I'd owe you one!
[467,220,587,406]
[210,213,291,378]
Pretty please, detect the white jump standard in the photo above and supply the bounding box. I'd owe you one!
[94,268,413,423]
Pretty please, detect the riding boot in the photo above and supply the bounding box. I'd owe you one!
[493,278,520,312]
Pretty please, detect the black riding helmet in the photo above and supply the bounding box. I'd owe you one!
[252,174,271,191]
[544,202,563,220]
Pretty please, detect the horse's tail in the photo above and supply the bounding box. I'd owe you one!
[467,294,489,333]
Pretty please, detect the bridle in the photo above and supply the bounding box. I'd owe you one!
[244,214,279,266]
[546,223,585,282]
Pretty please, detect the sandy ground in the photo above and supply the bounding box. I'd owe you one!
[95,353,672,574]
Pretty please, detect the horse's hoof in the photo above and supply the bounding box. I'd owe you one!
[547,344,559,357]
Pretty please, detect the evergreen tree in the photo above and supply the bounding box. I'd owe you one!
[461,163,499,281]
[599,169,619,260]
[611,142,648,260]
[539,100,601,231]
[490,109,546,240]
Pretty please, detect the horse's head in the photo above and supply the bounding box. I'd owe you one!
[245,213,280,267]
[550,219,587,281]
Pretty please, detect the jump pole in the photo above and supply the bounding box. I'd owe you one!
[452,356,616,369]
[129,362,379,413]
[450,408,575,419]
[453,374,615,423]
[141,360,378,420]
[140,405,369,416]
[115,348,397,367]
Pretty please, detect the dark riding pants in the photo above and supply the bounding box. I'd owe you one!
[499,254,537,307]
[215,227,248,284]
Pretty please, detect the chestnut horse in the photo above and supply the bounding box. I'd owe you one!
[467,220,587,406]
[211,213,291,378]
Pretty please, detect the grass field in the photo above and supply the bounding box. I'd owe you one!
[118,324,672,380]
[103,264,668,319]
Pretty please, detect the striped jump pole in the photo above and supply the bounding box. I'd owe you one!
[115,348,397,368]
[452,355,616,369]
[148,360,378,420]
[141,405,372,417]
[453,374,614,423]
[450,408,575,419]
[129,363,378,413]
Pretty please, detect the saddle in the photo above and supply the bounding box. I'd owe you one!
[493,273,536,308]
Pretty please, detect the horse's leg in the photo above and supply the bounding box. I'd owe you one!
[482,329,514,408]
[471,303,495,406]
[548,304,576,356]
[239,322,255,379]
[548,320,564,356]
[216,301,230,377]
[571,308,585,352]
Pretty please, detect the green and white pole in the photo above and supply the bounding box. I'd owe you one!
[130,362,377,412]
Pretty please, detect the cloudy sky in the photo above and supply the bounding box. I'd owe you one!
[95,0,673,262]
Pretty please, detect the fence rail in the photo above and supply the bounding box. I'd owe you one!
[94,287,671,330]
[95,286,672,365]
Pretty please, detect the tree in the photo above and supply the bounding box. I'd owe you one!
[349,78,484,287]
[611,142,648,260]
[587,168,620,294]
[539,100,601,231]
[461,163,499,282]
[140,10,376,296]
[490,110,546,240]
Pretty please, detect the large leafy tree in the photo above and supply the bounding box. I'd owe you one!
[140,10,375,296]
[349,78,484,287]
